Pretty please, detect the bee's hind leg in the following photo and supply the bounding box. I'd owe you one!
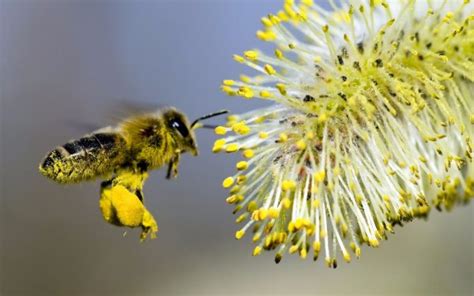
[99,175,158,240]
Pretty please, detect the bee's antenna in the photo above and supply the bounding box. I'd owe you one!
[191,110,229,129]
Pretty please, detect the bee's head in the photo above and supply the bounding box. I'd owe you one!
[163,108,199,156]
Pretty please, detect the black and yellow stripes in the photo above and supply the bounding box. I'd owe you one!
[39,133,127,183]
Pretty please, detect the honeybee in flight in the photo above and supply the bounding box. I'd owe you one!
[39,108,228,240]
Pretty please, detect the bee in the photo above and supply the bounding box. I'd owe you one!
[39,107,228,240]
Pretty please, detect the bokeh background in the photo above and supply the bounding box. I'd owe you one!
[0,0,473,295]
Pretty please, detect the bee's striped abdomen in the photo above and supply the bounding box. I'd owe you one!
[39,133,128,184]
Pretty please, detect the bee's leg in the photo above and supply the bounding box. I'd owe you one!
[100,181,144,228]
[99,173,158,240]
[99,179,120,226]
[166,154,180,179]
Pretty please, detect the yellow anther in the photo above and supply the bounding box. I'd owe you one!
[233,54,245,63]
[259,132,269,139]
[318,113,329,123]
[268,14,282,25]
[232,121,251,135]
[237,86,254,99]
[268,207,280,219]
[252,233,261,242]
[235,230,245,240]
[229,185,240,194]
[275,49,284,59]
[289,245,299,254]
[296,139,306,150]
[235,213,247,223]
[303,218,311,227]
[222,177,235,188]
[212,139,226,153]
[226,195,237,204]
[244,50,258,61]
[253,246,263,256]
[279,133,288,142]
[259,90,273,99]
[227,115,238,122]
[243,149,255,159]
[343,251,351,263]
[311,199,320,208]
[322,24,329,33]
[221,85,235,96]
[257,30,277,41]
[355,246,361,258]
[236,175,247,185]
[247,201,258,212]
[276,83,287,95]
[369,238,380,247]
[264,64,277,75]
[314,170,326,183]
[239,75,251,83]
[288,221,296,232]
[295,218,304,229]
[301,0,313,6]
[225,143,239,153]
[313,241,321,252]
[261,17,273,27]
[300,248,307,259]
[282,198,292,209]
[223,80,235,86]
[214,126,227,135]
[282,180,296,191]
[258,208,269,220]
[236,161,249,171]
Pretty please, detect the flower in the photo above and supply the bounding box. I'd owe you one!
[215,0,474,267]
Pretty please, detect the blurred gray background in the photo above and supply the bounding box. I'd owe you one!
[0,0,472,295]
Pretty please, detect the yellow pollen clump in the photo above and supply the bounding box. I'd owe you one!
[236,161,249,171]
[225,143,239,153]
[243,149,255,159]
[214,126,227,135]
[222,177,235,188]
[259,132,269,139]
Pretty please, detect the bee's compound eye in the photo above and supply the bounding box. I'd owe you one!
[171,118,189,138]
